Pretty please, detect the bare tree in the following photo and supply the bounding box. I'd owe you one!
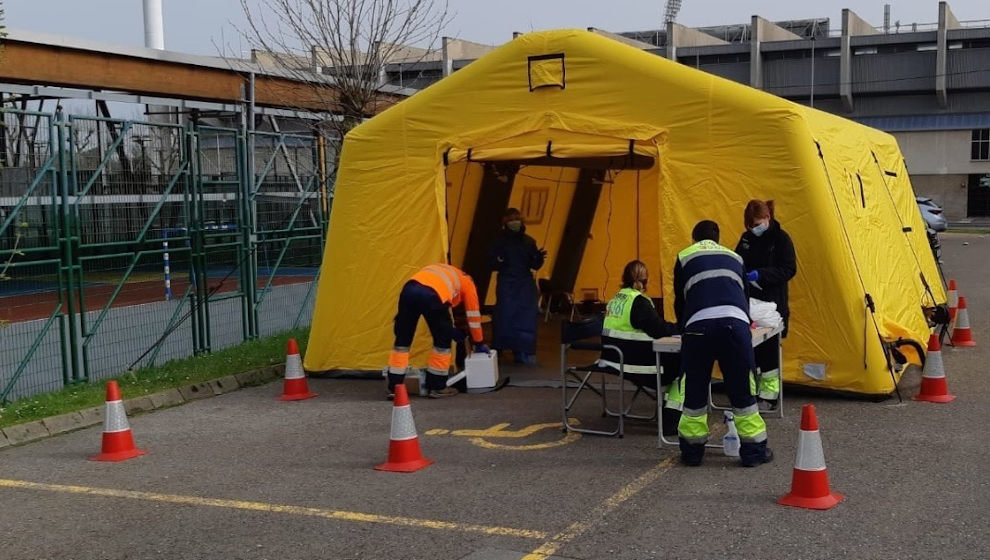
[237,0,450,141]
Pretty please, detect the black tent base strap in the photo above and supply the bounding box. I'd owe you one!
[307,369,382,380]
[306,369,510,395]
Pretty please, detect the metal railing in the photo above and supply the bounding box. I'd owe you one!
[0,108,331,402]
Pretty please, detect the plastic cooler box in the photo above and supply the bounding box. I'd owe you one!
[463,350,499,389]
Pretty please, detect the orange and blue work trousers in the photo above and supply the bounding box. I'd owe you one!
[388,280,456,391]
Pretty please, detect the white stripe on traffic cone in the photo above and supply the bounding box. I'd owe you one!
[951,296,976,348]
[915,333,956,403]
[778,404,842,510]
[375,384,433,472]
[279,338,317,401]
[90,381,146,462]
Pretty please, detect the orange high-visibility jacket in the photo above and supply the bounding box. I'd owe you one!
[410,264,483,343]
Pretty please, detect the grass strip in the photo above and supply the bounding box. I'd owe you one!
[0,328,309,429]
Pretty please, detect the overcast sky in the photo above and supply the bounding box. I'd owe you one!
[6,1,988,56]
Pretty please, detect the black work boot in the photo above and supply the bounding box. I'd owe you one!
[679,439,706,467]
[740,442,774,467]
[425,372,458,399]
[386,372,405,401]
[757,398,778,412]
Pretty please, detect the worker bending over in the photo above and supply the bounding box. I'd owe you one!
[598,260,684,435]
[386,264,488,399]
[673,221,773,467]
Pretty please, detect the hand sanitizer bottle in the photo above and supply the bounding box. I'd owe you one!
[723,412,740,457]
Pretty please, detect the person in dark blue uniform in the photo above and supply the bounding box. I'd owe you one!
[489,208,546,365]
[674,220,773,467]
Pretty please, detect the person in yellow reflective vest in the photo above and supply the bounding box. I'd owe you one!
[673,221,773,467]
[597,260,683,435]
[386,264,488,400]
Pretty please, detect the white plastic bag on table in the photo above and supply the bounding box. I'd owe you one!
[749,298,783,329]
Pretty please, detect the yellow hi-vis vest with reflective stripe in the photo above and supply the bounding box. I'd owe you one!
[599,288,657,375]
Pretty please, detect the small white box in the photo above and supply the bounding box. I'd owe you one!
[464,350,499,389]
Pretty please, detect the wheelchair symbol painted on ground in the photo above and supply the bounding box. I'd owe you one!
[425,419,582,450]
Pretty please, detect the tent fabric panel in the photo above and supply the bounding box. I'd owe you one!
[870,137,947,305]
[446,161,486,270]
[802,109,937,386]
[574,164,662,303]
[305,29,935,395]
[305,126,448,372]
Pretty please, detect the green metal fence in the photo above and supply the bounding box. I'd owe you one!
[0,108,330,402]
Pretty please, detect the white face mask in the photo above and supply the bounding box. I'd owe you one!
[750,221,769,237]
[507,220,522,232]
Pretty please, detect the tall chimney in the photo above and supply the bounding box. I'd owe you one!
[143,0,165,49]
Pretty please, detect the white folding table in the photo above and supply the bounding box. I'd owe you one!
[653,324,784,448]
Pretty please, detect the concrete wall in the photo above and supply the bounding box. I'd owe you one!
[894,130,990,175]
[842,9,880,36]
[588,28,655,50]
[444,38,496,60]
[894,129,990,220]
[909,173,969,221]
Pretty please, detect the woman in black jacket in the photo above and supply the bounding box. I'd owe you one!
[488,208,546,365]
[735,199,796,411]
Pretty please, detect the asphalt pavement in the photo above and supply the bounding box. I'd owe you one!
[1,232,988,560]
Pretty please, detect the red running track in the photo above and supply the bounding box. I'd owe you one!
[0,276,312,323]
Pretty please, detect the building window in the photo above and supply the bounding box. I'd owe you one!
[973,129,990,161]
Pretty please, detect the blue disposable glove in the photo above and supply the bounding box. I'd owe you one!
[474,343,490,355]
[747,270,759,282]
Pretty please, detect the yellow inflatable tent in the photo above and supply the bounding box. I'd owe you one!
[305,29,945,396]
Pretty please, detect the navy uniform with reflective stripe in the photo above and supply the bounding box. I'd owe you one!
[673,240,770,466]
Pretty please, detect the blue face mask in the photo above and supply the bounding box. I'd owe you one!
[750,221,769,237]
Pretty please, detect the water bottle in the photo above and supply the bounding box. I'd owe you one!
[417,369,428,397]
[723,412,740,457]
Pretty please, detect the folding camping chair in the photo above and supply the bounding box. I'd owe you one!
[560,316,661,438]
[538,278,575,323]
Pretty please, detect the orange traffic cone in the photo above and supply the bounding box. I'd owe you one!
[375,384,433,473]
[914,333,956,403]
[948,280,959,323]
[778,404,843,510]
[950,296,977,348]
[90,381,147,462]
[279,338,317,401]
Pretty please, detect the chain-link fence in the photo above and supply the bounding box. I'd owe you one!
[0,108,331,402]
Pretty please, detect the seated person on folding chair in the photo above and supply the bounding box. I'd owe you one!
[596,260,684,435]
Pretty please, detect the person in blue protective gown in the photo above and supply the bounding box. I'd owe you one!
[489,208,546,365]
